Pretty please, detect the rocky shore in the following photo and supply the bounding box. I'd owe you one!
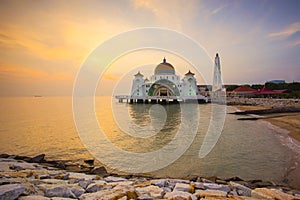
[227,97,300,107]
[1,154,300,200]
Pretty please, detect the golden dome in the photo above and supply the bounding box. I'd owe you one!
[154,58,175,75]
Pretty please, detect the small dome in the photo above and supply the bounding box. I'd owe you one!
[154,58,175,75]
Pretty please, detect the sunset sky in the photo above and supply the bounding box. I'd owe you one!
[0,0,299,96]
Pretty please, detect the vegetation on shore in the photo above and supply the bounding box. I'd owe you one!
[226,82,300,98]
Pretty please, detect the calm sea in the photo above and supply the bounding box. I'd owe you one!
[0,97,299,187]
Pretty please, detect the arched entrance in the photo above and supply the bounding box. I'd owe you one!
[148,79,180,97]
[153,85,174,96]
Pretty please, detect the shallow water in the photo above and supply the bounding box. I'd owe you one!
[0,96,299,187]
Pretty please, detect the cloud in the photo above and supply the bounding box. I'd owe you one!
[288,39,300,47]
[103,73,119,81]
[130,0,200,30]
[268,22,300,38]
[211,5,227,15]
[0,62,73,81]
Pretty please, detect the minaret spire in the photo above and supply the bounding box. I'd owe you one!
[213,53,222,92]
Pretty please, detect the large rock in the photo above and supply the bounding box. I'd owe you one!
[0,177,23,185]
[38,179,68,185]
[173,183,194,193]
[68,172,97,181]
[104,176,127,182]
[150,179,168,187]
[19,196,50,200]
[30,154,45,163]
[164,191,196,200]
[203,183,231,193]
[229,181,252,197]
[39,184,84,198]
[195,189,227,198]
[193,182,205,190]
[134,181,151,188]
[136,185,164,198]
[0,171,28,178]
[0,162,13,171]
[78,180,93,189]
[11,162,36,170]
[0,183,26,200]
[79,185,137,200]
[86,180,107,193]
[90,166,107,175]
[138,194,154,200]
[108,181,134,190]
[251,188,299,200]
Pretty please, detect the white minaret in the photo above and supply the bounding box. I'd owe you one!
[131,71,144,97]
[213,53,223,92]
[182,70,198,99]
[212,53,226,104]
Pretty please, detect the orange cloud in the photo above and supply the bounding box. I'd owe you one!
[268,22,300,38]
[103,73,119,81]
[0,62,73,81]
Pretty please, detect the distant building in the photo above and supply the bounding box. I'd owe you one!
[229,86,256,97]
[268,80,285,84]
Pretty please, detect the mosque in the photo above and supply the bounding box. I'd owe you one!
[130,58,204,103]
[116,53,224,104]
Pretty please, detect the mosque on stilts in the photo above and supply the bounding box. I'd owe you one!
[116,53,225,104]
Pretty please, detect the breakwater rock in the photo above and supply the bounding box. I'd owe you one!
[227,97,300,107]
[230,106,300,115]
[1,155,300,200]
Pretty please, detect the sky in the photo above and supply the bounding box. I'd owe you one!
[0,0,299,96]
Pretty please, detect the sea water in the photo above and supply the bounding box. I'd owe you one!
[0,96,299,187]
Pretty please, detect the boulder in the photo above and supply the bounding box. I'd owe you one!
[0,183,25,200]
[86,180,107,193]
[138,194,154,200]
[0,178,22,185]
[107,181,133,187]
[104,176,127,182]
[225,176,244,182]
[0,154,10,158]
[84,159,94,166]
[164,191,194,200]
[203,183,231,193]
[19,196,50,200]
[195,189,227,198]
[79,185,136,200]
[39,184,84,198]
[90,166,107,175]
[193,182,205,190]
[251,188,299,200]
[150,179,168,187]
[30,154,45,163]
[68,172,97,181]
[78,180,93,189]
[0,162,13,171]
[229,181,252,197]
[173,183,194,193]
[136,185,164,198]
[134,181,151,188]
[10,162,36,170]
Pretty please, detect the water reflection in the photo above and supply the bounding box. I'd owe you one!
[112,104,182,153]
